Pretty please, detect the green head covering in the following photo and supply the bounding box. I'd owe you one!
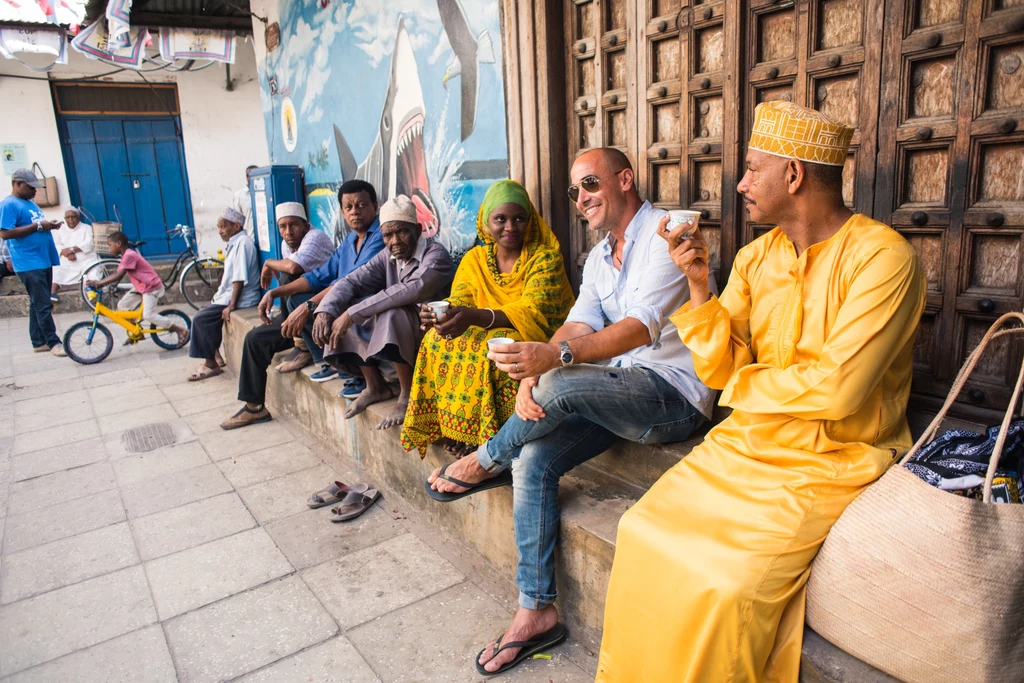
[480,180,532,223]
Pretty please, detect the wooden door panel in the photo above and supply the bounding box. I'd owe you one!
[816,0,863,51]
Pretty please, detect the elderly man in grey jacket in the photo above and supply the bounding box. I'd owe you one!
[313,195,455,430]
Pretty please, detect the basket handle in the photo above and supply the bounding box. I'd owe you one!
[31,162,47,178]
[900,312,1024,503]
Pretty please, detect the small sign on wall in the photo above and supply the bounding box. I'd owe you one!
[254,189,270,249]
[1,144,28,174]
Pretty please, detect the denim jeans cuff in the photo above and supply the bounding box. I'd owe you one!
[518,590,556,611]
[476,441,504,473]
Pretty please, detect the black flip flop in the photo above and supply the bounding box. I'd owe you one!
[424,463,513,502]
[475,623,568,676]
[329,488,380,522]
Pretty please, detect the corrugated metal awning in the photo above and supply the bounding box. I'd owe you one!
[83,0,253,32]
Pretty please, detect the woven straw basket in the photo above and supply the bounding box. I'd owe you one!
[806,312,1024,683]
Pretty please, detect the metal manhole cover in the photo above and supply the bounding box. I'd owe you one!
[121,422,177,453]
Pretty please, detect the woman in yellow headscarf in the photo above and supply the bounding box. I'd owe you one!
[400,180,574,458]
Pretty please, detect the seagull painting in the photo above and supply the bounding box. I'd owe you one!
[438,0,495,141]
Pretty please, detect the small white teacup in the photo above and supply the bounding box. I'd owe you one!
[428,301,450,320]
[667,209,701,240]
[487,337,515,352]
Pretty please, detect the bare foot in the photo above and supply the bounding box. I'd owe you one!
[343,385,395,419]
[478,605,559,673]
[376,397,408,430]
[214,350,226,368]
[428,453,495,493]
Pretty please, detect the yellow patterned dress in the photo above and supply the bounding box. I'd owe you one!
[400,183,574,457]
[596,215,927,682]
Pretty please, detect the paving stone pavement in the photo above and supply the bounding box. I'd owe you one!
[0,312,593,682]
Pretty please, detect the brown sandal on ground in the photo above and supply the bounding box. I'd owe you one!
[330,488,380,522]
[188,365,224,382]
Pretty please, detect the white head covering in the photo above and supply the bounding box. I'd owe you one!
[276,202,308,222]
[379,195,418,225]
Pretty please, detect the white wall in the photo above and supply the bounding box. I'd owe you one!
[0,36,269,256]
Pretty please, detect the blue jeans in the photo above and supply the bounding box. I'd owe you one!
[17,268,60,348]
[476,363,706,609]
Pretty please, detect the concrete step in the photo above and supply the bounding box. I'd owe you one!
[220,308,899,682]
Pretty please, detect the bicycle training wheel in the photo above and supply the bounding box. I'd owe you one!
[180,258,224,310]
[150,309,192,350]
[63,321,114,365]
[80,259,132,308]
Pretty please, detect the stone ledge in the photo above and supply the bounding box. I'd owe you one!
[221,307,899,682]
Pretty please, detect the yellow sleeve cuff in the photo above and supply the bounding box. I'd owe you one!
[669,295,721,334]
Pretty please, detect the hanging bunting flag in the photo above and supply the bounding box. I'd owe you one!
[158,27,235,64]
[71,20,148,68]
[104,0,132,50]
[0,26,67,71]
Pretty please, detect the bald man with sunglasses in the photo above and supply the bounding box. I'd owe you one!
[426,147,716,675]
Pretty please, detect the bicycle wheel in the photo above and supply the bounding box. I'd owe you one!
[180,258,224,310]
[80,259,132,308]
[63,321,113,365]
[150,309,192,350]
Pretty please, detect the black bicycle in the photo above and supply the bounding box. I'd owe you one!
[79,224,224,310]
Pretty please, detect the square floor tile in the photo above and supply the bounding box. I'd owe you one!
[131,492,255,561]
[198,421,294,462]
[164,575,337,683]
[5,625,176,683]
[0,566,157,677]
[11,377,86,401]
[302,533,465,630]
[98,402,180,435]
[169,387,239,417]
[145,527,293,619]
[3,489,125,554]
[90,379,165,418]
[215,443,320,488]
[11,419,100,456]
[112,441,211,486]
[7,460,116,516]
[348,583,590,682]
[1,522,139,604]
[237,465,343,524]
[9,436,108,482]
[264,503,403,571]
[120,463,232,518]
[237,636,380,683]
[183,406,238,434]
[14,390,93,433]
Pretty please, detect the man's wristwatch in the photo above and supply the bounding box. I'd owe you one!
[305,300,318,314]
[558,341,575,367]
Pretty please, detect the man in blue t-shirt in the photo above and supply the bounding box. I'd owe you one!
[0,169,65,356]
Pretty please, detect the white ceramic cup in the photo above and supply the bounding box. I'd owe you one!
[487,337,515,351]
[428,301,450,320]
[667,209,701,240]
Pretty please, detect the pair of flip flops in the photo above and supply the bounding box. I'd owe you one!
[475,623,568,676]
[424,463,513,502]
[307,481,380,522]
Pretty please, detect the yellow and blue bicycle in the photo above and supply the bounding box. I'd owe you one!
[63,288,191,365]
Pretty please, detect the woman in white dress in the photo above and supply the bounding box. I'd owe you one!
[51,207,100,302]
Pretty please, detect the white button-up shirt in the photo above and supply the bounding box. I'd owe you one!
[565,201,716,418]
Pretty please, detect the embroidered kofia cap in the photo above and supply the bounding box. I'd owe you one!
[379,195,418,225]
[747,101,854,167]
[219,207,246,227]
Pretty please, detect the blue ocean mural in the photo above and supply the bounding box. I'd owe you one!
[257,0,509,259]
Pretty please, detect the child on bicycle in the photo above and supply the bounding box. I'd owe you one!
[85,231,189,345]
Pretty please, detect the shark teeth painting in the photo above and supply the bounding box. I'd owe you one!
[334,18,441,238]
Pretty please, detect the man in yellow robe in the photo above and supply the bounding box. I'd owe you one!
[596,101,927,682]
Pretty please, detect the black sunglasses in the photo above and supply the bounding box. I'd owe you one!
[567,169,626,202]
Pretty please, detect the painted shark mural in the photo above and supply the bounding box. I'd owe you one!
[257,0,509,256]
[334,20,439,237]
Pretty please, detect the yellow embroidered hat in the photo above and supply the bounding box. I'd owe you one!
[747,101,853,166]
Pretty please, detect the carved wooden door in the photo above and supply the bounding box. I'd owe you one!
[875,0,1024,412]
[564,0,639,288]
[736,0,884,262]
[634,0,733,283]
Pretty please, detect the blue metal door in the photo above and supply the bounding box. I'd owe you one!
[58,115,193,257]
